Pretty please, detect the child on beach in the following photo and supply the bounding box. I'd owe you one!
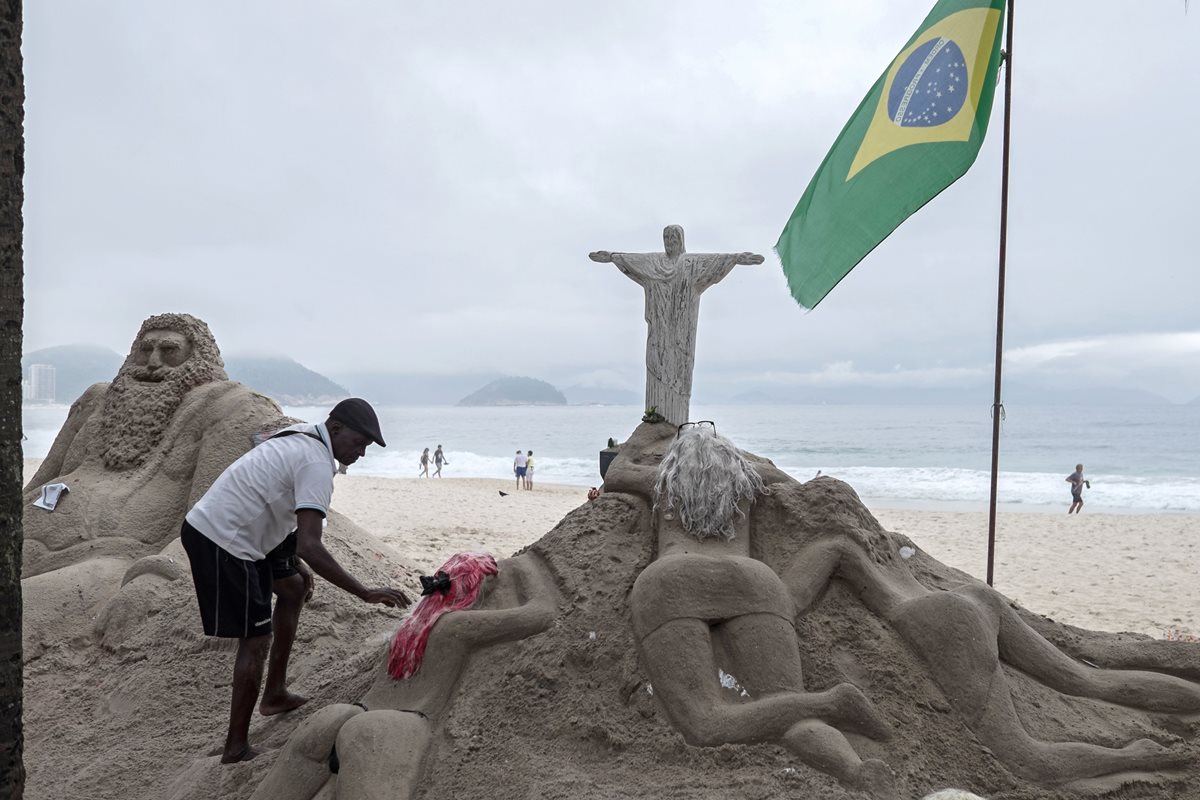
[1066,463,1090,514]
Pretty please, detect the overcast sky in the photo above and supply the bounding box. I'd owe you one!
[22,1,1200,401]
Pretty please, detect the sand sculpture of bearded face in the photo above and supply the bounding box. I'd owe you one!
[95,313,228,471]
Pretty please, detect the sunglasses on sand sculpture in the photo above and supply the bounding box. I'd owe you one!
[677,420,716,436]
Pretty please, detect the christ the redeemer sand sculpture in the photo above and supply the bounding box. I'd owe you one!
[590,224,762,425]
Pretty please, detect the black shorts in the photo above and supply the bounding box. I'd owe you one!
[180,522,300,638]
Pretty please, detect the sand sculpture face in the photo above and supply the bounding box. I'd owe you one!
[662,224,685,259]
[131,329,192,376]
[96,313,228,471]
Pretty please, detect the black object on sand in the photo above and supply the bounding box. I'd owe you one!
[499,490,509,497]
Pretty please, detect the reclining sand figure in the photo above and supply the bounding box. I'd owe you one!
[250,549,560,800]
[781,506,1198,786]
[604,422,895,797]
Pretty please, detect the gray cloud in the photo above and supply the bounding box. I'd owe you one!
[23,1,1200,401]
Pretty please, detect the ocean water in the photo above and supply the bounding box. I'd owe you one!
[21,403,1200,513]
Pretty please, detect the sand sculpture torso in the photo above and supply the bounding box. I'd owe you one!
[22,313,290,578]
[605,423,896,797]
[589,225,762,425]
[250,551,561,800]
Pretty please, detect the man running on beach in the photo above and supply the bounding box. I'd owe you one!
[180,398,412,763]
[1066,463,1090,514]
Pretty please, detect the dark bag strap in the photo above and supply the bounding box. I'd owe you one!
[269,429,325,444]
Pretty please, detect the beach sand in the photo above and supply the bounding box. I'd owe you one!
[19,457,1200,799]
[326,470,1200,639]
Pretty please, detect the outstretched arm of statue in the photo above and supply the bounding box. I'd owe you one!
[295,510,412,609]
[27,382,107,491]
[436,553,560,647]
[591,251,656,286]
[692,252,763,293]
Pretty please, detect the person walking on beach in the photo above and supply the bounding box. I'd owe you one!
[419,447,431,478]
[513,449,528,490]
[524,450,535,490]
[1066,463,1090,514]
[179,398,412,763]
[434,445,448,477]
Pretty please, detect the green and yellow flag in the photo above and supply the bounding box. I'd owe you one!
[776,0,1006,309]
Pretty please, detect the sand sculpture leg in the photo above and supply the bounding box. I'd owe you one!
[978,586,1200,713]
[250,704,363,800]
[891,589,1186,784]
[640,615,892,794]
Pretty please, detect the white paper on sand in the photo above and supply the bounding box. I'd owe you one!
[32,482,69,511]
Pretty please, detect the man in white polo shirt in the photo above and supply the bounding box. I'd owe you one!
[180,397,411,763]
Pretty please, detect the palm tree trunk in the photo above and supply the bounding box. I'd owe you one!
[0,0,24,796]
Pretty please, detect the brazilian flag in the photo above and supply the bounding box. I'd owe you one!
[776,0,1006,309]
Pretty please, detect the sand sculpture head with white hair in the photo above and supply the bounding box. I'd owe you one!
[22,312,287,580]
[653,422,767,542]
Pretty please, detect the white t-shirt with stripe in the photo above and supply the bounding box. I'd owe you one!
[186,422,337,560]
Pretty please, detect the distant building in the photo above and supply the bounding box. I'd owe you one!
[29,364,56,403]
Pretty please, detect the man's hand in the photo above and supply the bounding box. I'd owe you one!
[296,560,315,603]
[362,587,412,608]
[735,252,765,265]
[589,251,614,263]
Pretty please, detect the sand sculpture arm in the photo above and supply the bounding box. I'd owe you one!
[781,539,845,615]
[600,455,659,500]
[185,385,287,506]
[26,382,107,490]
[436,554,560,647]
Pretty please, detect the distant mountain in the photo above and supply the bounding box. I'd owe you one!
[561,384,639,406]
[223,355,349,406]
[330,371,504,406]
[20,345,346,407]
[22,344,123,403]
[458,376,567,407]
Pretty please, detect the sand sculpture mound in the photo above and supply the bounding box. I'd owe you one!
[24,421,1200,800]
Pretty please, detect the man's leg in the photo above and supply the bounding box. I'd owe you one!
[261,572,309,715]
[226,635,271,762]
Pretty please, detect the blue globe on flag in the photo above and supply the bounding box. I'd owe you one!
[887,37,968,128]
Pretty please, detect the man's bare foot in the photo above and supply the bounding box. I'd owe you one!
[260,691,309,716]
[220,745,258,764]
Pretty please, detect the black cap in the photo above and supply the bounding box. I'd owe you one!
[328,398,386,447]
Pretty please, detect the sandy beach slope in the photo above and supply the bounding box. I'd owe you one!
[22,459,1198,638]
[330,472,1200,639]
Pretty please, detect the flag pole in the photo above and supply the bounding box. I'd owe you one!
[986,0,1015,587]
